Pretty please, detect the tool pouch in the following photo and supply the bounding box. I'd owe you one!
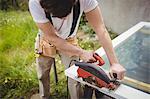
[66,37,78,46]
[35,34,56,58]
[35,34,79,58]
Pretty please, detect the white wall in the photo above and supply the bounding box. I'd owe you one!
[98,0,150,34]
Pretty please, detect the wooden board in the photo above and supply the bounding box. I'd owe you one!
[123,77,150,93]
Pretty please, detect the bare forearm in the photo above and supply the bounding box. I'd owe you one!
[85,6,126,79]
[96,27,119,65]
[85,6,119,65]
[46,34,83,57]
[37,22,84,57]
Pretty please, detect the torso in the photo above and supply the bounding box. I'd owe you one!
[29,0,98,39]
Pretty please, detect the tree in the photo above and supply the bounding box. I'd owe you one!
[11,0,19,10]
[0,0,8,10]
[0,0,20,10]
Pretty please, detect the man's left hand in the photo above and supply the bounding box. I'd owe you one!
[110,64,126,80]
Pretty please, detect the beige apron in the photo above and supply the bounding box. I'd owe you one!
[35,35,79,58]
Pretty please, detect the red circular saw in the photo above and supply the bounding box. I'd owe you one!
[75,53,120,90]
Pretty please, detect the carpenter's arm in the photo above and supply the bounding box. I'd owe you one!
[36,22,84,57]
[85,6,126,79]
[85,6,118,65]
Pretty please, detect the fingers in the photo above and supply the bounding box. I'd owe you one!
[88,56,96,63]
[110,71,122,80]
[117,72,122,80]
[89,51,96,62]
[80,50,96,62]
[114,71,125,80]
[120,70,126,80]
[110,64,126,80]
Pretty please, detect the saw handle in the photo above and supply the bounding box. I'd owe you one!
[109,72,118,79]
[113,73,117,79]
[93,53,105,66]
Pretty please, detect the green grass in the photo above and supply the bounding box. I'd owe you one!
[0,11,38,98]
[0,11,118,99]
[0,11,68,99]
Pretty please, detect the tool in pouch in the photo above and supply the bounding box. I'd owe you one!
[34,34,56,58]
[74,53,121,90]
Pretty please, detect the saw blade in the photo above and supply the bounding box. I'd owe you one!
[83,77,124,99]
[80,77,127,99]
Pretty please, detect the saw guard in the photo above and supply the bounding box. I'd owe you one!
[75,62,110,84]
[77,67,115,89]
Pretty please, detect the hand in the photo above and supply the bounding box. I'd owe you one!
[80,50,96,62]
[110,63,126,80]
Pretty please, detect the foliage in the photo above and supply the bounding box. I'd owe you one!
[0,0,28,11]
[78,14,118,50]
[0,11,38,98]
[0,11,68,99]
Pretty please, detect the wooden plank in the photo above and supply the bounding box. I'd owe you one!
[123,77,150,93]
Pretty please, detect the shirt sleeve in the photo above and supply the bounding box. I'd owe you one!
[82,0,99,13]
[29,0,49,23]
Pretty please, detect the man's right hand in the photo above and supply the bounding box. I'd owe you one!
[80,50,96,62]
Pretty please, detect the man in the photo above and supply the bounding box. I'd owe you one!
[29,0,126,99]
